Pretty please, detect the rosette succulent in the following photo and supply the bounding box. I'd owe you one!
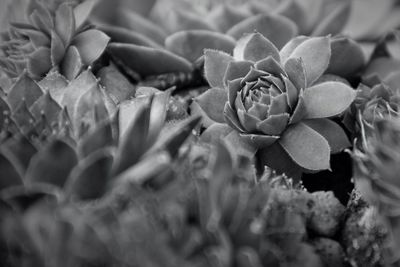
[91,0,353,82]
[353,117,400,256]
[0,0,110,81]
[0,91,200,209]
[195,33,356,179]
[343,82,400,138]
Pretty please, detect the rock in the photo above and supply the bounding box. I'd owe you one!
[311,237,346,267]
[308,191,345,237]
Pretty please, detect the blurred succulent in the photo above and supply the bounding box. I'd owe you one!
[343,83,400,138]
[93,0,351,81]
[0,0,110,81]
[0,69,117,145]
[352,117,400,260]
[0,91,200,210]
[194,33,356,179]
[362,31,400,89]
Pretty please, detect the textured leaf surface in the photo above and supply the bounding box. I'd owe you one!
[302,82,356,119]
[60,45,83,81]
[227,14,298,49]
[7,71,43,111]
[204,49,233,88]
[108,43,193,77]
[194,88,228,124]
[279,122,330,170]
[303,119,350,153]
[233,32,280,62]
[287,36,331,85]
[165,30,235,62]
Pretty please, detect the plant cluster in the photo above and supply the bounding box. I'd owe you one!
[1,0,400,266]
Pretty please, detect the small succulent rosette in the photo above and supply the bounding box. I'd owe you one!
[0,0,110,81]
[343,82,400,139]
[195,33,356,179]
[352,117,400,255]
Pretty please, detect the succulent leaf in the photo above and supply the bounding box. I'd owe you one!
[194,88,228,124]
[0,151,23,191]
[25,139,78,188]
[72,29,110,65]
[279,122,331,171]
[204,49,234,88]
[165,30,235,62]
[108,43,193,77]
[233,32,280,62]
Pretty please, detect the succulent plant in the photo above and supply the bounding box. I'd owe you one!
[343,82,400,139]
[353,117,400,260]
[0,91,200,210]
[195,32,356,179]
[0,0,110,81]
[362,31,400,89]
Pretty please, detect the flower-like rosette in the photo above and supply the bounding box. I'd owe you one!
[0,0,110,80]
[224,57,297,148]
[195,33,356,177]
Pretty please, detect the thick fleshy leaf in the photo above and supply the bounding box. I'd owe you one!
[98,24,162,49]
[275,0,308,34]
[226,14,298,49]
[311,1,351,36]
[74,84,109,133]
[25,139,78,187]
[61,70,98,120]
[207,4,250,32]
[223,130,257,159]
[303,119,350,153]
[287,36,331,85]
[27,47,52,79]
[194,88,228,124]
[7,71,43,111]
[224,61,253,87]
[200,123,233,144]
[302,81,356,119]
[112,102,151,176]
[162,8,216,34]
[78,121,114,158]
[151,115,201,158]
[237,109,260,132]
[255,56,285,76]
[60,45,83,81]
[29,91,62,125]
[204,49,233,88]
[257,113,290,135]
[147,92,169,146]
[73,0,96,29]
[115,9,167,44]
[284,57,307,90]
[38,71,68,104]
[55,3,75,45]
[279,35,309,64]
[0,152,23,191]
[1,135,37,175]
[11,101,36,135]
[224,102,246,132]
[65,148,113,201]
[240,132,279,149]
[233,32,280,62]
[50,31,65,66]
[363,57,400,81]
[98,63,136,105]
[279,122,330,170]
[108,43,193,77]
[72,29,110,65]
[165,30,236,62]
[326,37,365,78]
